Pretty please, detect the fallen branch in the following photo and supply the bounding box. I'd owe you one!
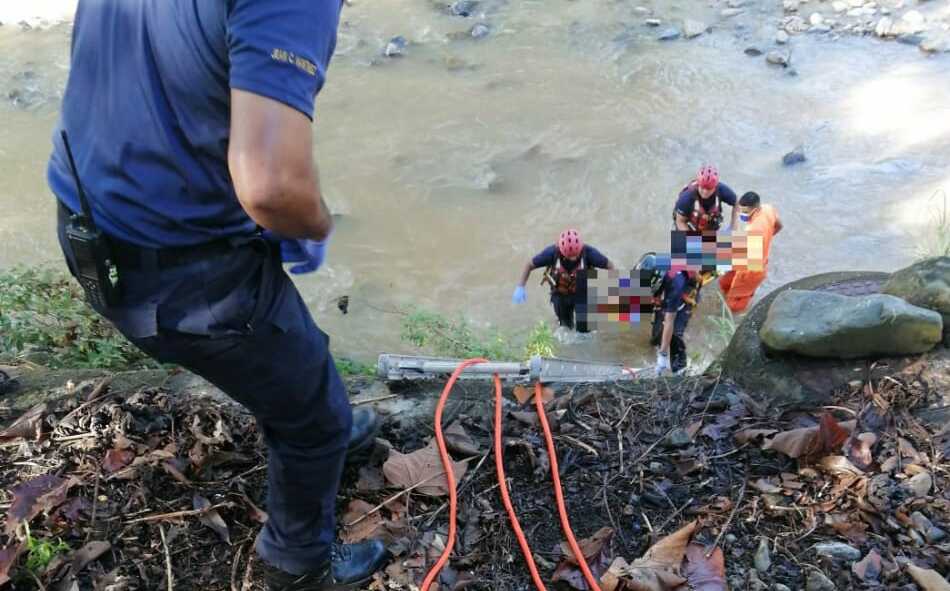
[125,502,234,525]
[706,479,747,558]
[159,524,174,591]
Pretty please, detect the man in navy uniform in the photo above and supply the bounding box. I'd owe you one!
[48,1,386,589]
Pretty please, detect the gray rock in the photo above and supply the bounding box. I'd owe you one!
[811,23,833,32]
[776,30,790,43]
[470,22,491,38]
[875,16,893,36]
[755,538,772,572]
[774,585,792,591]
[785,16,808,32]
[760,290,944,359]
[720,271,901,413]
[901,9,925,28]
[783,145,806,165]
[449,0,479,16]
[645,18,662,26]
[384,36,408,57]
[833,1,848,10]
[634,6,651,15]
[727,0,747,7]
[657,27,682,41]
[903,471,933,497]
[896,33,926,45]
[665,427,693,448]
[910,512,947,543]
[683,19,707,38]
[767,49,791,66]
[722,8,745,17]
[745,46,764,56]
[725,533,738,544]
[920,32,950,53]
[806,570,837,591]
[810,12,825,25]
[814,542,862,561]
[784,0,800,11]
[882,257,950,343]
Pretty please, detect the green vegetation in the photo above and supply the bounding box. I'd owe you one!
[335,356,376,377]
[915,191,950,260]
[706,291,737,352]
[0,266,155,370]
[400,307,557,361]
[23,524,70,575]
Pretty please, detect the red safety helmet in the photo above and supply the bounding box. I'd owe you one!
[697,164,719,190]
[557,229,584,259]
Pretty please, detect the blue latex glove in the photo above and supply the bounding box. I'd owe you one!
[262,230,329,275]
[512,285,527,304]
[655,350,671,376]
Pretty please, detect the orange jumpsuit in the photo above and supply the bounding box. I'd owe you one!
[719,204,780,313]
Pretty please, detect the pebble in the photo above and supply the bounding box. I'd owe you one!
[875,16,893,36]
[722,8,744,17]
[645,18,662,26]
[774,585,792,591]
[727,0,747,7]
[902,10,925,27]
[833,0,848,10]
[470,22,491,38]
[384,36,408,57]
[920,32,950,53]
[776,30,790,43]
[806,570,838,591]
[683,19,707,38]
[725,534,738,544]
[783,0,800,11]
[810,12,825,25]
[755,538,772,573]
[665,427,693,447]
[903,472,933,497]
[811,23,833,32]
[814,542,862,561]
[634,6,651,15]
[897,32,925,45]
[657,27,682,41]
[785,15,807,32]
[748,571,769,591]
[449,0,478,17]
[848,0,864,6]
[767,49,791,66]
[745,46,764,55]
[911,512,948,542]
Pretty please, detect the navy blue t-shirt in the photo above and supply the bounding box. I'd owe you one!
[661,272,691,313]
[531,245,610,271]
[674,183,737,219]
[47,0,342,247]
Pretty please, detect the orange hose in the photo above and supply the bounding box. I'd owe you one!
[494,374,548,591]
[420,358,487,591]
[422,362,601,591]
[534,382,603,591]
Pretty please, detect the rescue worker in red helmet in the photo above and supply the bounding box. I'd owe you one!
[512,229,614,332]
[673,164,739,233]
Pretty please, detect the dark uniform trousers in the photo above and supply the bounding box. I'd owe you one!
[650,307,692,373]
[57,204,352,576]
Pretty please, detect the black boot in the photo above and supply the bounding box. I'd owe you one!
[344,407,379,465]
[259,540,388,591]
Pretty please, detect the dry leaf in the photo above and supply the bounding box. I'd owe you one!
[852,549,881,582]
[685,421,703,439]
[764,418,855,458]
[683,544,727,591]
[898,437,925,463]
[640,521,697,571]
[907,564,950,591]
[103,448,135,473]
[845,432,877,471]
[193,494,230,545]
[0,403,47,442]
[0,541,25,586]
[553,527,614,589]
[444,421,480,456]
[5,474,79,535]
[818,456,864,476]
[342,500,389,544]
[513,385,532,405]
[817,413,850,454]
[383,439,468,497]
[599,557,628,591]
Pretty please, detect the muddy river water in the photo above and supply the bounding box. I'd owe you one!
[1,0,948,368]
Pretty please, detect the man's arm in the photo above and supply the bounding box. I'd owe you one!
[518,261,536,285]
[674,213,690,232]
[774,216,784,235]
[729,205,739,230]
[228,89,332,240]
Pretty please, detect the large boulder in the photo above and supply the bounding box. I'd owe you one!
[760,290,943,358]
[719,271,894,414]
[881,256,950,344]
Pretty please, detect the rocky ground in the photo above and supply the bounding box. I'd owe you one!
[0,342,948,590]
